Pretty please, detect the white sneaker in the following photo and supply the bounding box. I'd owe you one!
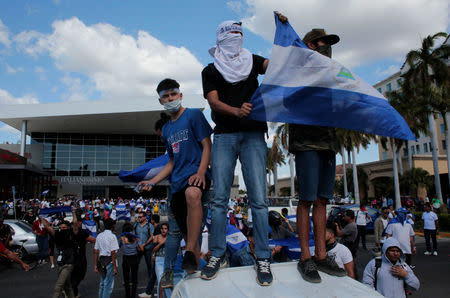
[51,264,55,269]
[433,251,438,256]
[424,251,431,255]
[138,293,152,298]
[41,260,48,265]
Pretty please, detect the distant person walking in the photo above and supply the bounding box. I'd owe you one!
[422,203,439,256]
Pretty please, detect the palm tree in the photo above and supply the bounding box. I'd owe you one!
[273,123,296,196]
[400,167,434,197]
[336,129,373,204]
[403,32,450,203]
[345,166,369,203]
[267,134,286,196]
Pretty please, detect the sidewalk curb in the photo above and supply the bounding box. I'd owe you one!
[414,231,450,239]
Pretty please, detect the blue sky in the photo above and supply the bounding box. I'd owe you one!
[1,0,449,183]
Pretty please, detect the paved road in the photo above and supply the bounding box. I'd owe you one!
[1,234,449,297]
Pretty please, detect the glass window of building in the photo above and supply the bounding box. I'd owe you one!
[411,146,415,155]
[377,87,382,93]
[396,78,402,87]
[429,142,432,151]
[443,140,447,151]
[386,83,392,91]
[403,147,408,156]
[30,132,165,177]
[424,143,428,152]
[416,144,420,153]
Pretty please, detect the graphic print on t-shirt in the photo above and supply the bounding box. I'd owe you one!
[168,129,188,154]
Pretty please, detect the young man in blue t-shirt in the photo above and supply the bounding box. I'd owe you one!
[139,78,213,275]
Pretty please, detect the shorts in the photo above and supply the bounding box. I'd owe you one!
[295,150,336,202]
[171,178,211,235]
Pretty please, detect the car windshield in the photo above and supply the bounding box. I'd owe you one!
[14,221,33,233]
[291,199,298,207]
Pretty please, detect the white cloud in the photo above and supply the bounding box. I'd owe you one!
[235,0,449,67]
[227,1,244,14]
[0,19,10,48]
[6,63,24,73]
[60,75,93,102]
[0,88,39,105]
[375,65,399,78]
[15,17,204,106]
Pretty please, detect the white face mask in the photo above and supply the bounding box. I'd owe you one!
[218,33,243,59]
[163,99,181,113]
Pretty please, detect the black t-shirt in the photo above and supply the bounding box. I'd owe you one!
[54,229,78,265]
[74,229,90,261]
[201,54,268,134]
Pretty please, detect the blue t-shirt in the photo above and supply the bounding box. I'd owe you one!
[162,108,213,193]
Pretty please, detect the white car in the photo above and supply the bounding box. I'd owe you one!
[4,220,39,256]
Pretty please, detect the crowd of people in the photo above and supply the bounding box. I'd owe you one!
[1,11,447,298]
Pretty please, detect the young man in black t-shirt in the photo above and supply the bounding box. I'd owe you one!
[200,16,287,286]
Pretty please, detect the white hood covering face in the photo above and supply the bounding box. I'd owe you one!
[209,21,253,83]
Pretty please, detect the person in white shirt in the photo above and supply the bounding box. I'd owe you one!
[421,203,439,256]
[326,224,355,278]
[355,204,371,250]
[385,208,415,265]
[94,218,119,298]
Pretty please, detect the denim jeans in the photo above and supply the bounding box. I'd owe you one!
[164,201,182,272]
[210,131,270,259]
[99,263,114,298]
[36,234,49,261]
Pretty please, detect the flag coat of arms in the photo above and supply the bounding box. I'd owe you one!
[249,13,415,140]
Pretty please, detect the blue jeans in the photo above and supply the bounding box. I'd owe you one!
[99,263,114,298]
[36,235,49,261]
[164,201,182,272]
[210,131,270,259]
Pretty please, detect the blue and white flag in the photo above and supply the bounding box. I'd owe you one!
[249,13,415,140]
[226,224,248,254]
[82,220,97,237]
[41,189,49,196]
[119,154,170,183]
[115,203,131,221]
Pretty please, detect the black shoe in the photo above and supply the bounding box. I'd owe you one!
[182,251,198,272]
[298,258,321,283]
[314,256,347,277]
[255,258,273,286]
[200,255,227,280]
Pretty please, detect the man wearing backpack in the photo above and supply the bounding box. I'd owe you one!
[134,211,155,298]
[363,237,419,298]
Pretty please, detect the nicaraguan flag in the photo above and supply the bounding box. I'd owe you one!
[82,220,97,237]
[41,189,50,196]
[226,224,249,254]
[115,203,131,221]
[119,154,170,183]
[249,13,415,140]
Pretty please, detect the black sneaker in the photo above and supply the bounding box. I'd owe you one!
[255,258,273,286]
[297,258,321,283]
[182,251,198,272]
[160,270,174,288]
[200,255,227,280]
[314,256,347,277]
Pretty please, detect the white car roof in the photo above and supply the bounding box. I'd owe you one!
[172,262,383,297]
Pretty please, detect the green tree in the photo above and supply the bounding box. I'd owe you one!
[400,168,434,197]
[336,129,373,204]
[345,166,369,202]
[267,134,285,196]
[403,32,450,203]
